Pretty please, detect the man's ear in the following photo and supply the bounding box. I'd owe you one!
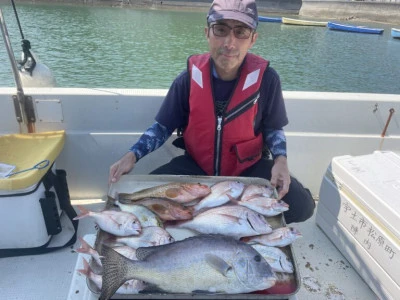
[249,31,258,48]
[205,26,210,38]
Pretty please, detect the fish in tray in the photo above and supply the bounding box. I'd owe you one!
[241,184,276,201]
[99,234,277,300]
[76,237,138,267]
[192,180,245,213]
[236,196,289,217]
[119,197,194,221]
[167,205,273,238]
[251,244,294,273]
[74,205,141,236]
[78,258,147,294]
[114,201,163,227]
[244,227,302,247]
[106,226,175,248]
[118,182,211,204]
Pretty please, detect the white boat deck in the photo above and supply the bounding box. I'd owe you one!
[0,199,376,300]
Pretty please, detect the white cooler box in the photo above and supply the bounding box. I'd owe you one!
[0,131,68,251]
[317,151,400,300]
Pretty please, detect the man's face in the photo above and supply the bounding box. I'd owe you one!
[205,19,258,80]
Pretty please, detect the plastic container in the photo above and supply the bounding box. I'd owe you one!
[317,151,400,300]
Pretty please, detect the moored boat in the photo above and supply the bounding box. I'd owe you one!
[327,21,384,34]
[258,16,282,23]
[392,28,400,39]
[282,17,327,27]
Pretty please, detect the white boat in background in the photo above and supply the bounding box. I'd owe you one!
[392,27,400,39]
[282,17,327,27]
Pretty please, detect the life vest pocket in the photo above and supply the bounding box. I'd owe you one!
[232,136,263,163]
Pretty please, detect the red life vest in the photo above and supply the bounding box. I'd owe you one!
[183,53,269,176]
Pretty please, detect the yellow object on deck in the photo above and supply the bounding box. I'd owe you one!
[0,131,65,191]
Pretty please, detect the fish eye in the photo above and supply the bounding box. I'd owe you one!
[254,254,262,262]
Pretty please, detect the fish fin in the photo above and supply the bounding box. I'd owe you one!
[205,253,232,277]
[139,283,167,294]
[165,187,181,198]
[73,205,90,220]
[135,246,159,260]
[77,258,90,276]
[75,237,91,254]
[192,290,219,294]
[99,245,135,300]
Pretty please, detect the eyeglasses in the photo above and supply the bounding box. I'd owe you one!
[210,23,253,39]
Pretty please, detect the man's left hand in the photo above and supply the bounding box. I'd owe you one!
[270,155,291,199]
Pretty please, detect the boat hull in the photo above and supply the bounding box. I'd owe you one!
[258,16,282,23]
[392,28,400,39]
[327,21,384,34]
[282,17,327,27]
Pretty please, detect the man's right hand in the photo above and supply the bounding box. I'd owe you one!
[108,151,137,184]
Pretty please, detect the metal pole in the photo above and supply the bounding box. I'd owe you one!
[0,8,24,96]
[0,8,35,133]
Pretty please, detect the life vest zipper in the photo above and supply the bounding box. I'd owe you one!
[224,92,260,124]
[214,115,223,175]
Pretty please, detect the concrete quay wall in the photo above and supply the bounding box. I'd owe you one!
[300,1,400,24]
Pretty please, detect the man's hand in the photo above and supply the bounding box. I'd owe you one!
[108,151,137,184]
[270,155,290,199]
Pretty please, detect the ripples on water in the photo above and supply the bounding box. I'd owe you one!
[0,3,399,93]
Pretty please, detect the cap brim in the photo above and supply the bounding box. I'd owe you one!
[208,11,257,29]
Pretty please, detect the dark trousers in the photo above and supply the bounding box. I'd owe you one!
[150,154,315,224]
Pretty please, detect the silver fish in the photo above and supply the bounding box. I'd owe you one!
[193,180,245,213]
[237,196,289,216]
[251,244,294,273]
[73,205,141,236]
[171,205,272,239]
[99,235,276,299]
[114,201,163,227]
[241,184,275,201]
[245,227,302,247]
[78,258,147,294]
[109,226,174,248]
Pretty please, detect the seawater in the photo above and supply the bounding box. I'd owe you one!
[0,3,399,94]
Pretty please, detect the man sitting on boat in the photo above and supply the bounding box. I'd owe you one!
[109,0,315,224]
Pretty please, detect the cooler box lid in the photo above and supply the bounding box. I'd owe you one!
[0,131,65,191]
[331,151,400,240]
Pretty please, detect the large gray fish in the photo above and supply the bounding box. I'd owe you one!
[169,205,272,239]
[99,235,276,299]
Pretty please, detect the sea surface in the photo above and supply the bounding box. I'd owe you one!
[1,3,399,93]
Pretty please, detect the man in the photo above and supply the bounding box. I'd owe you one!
[109,0,315,224]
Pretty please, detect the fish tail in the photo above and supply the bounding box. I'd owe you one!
[75,237,92,254]
[77,258,91,277]
[99,245,134,300]
[73,205,90,220]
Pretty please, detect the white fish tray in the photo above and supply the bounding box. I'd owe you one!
[90,175,301,299]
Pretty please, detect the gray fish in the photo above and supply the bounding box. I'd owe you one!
[99,235,276,299]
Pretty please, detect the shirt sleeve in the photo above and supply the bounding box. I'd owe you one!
[129,122,174,162]
[265,129,287,159]
[257,66,289,158]
[155,70,190,131]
